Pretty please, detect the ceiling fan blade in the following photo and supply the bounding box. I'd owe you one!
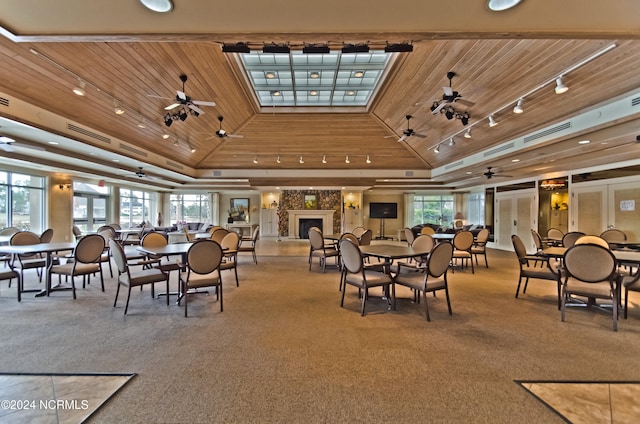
[455,98,475,107]
[164,102,181,111]
[442,86,453,96]
[188,104,205,115]
[414,133,427,138]
[192,100,216,107]
[177,90,187,101]
[0,143,15,152]
[430,102,447,115]
[397,134,408,143]
[227,134,244,139]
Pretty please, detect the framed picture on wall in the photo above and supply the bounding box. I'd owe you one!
[230,198,249,221]
[304,194,317,209]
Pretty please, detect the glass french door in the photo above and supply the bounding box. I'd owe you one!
[495,190,536,251]
[73,194,108,232]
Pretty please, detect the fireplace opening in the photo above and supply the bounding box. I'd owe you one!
[299,218,323,239]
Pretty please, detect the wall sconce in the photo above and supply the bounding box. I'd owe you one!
[58,183,72,191]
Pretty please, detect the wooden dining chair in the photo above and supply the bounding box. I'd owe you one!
[49,233,105,298]
[178,239,224,317]
[339,238,393,316]
[308,228,339,273]
[393,241,454,321]
[110,239,169,315]
[512,234,562,306]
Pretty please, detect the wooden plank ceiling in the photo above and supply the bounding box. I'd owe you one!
[0,1,639,190]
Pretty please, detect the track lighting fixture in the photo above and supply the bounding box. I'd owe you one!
[448,137,455,147]
[384,42,413,53]
[276,155,281,164]
[366,155,372,164]
[262,43,290,54]
[303,43,330,54]
[299,156,304,164]
[488,114,498,127]
[444,107,455,120]
[555,76,569,94]
[513,98,524,114]
[114,100,125,115]
[464,128,472,138]
[487,0,523,11]
[178,108,188,121]
[253,156,258,164]
[72,79,86,96]
[222,42,251,53]
[342,43,369,54]
[434,144,440,153]
[137,118,147,129]
[162,130,170,139]
[345,155,350,164]
[460,112,470,126]
[163,113,173,127]
[322,155,327,164]
[188,143,196,153]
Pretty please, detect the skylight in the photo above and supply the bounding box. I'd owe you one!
[240,50,392,107]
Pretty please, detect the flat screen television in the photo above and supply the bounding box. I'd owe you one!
[369,202,398,219]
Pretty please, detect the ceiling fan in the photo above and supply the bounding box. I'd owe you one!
[390,115,427,142]
[0,135,16,152]
[430,71,475,115]
[483,166,512,179]
[150,74,216,116]
[207,116,244,140]
[124,167,157,180]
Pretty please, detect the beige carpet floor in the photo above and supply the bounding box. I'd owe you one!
[0,239,639,423]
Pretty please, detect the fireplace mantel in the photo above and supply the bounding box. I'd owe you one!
[287,209,336,239]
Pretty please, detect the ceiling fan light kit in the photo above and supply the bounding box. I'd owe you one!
[139,0,173,13]
[487,0,523,11]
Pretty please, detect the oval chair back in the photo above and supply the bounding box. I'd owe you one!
[404,228,415,246]
[427,242,454,278]
[39,228,54,243]
[211,228,229,244]
[187,239,224,275]
[575,235,609,249]
[412,234,434,253]
[600,229,627,243]
[339,232,359,246]
[358,229,373,246]
[351,226,366,238]
[562,231,585,248]
[420,226,436,236]
[339,238,363,274]
[547,228,564,240]
[75,234,105,264]
[221,231,240,251]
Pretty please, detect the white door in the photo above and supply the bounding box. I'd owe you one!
[572,181,640,240]
[495,189,536,251]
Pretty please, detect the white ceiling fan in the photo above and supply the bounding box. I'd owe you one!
[0,135,16,152]
[149,74,216,116]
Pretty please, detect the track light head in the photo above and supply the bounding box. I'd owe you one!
[513,98,524,113]
[366,155,371,164]
[555,76,569,94]
[345,155,350,164]
[114,100,125,115]
[460,112,470,126]
[299,156,304,164]
[488,114,498,127]
[73,80,86,96]
[464,128,472,138]
[444,107,455,120]
[448,137,455,147]
[178,109,188,121]
[322,155,327,164]
[434,144,440,153]
[276,155,281,164]
[163,113,173,127]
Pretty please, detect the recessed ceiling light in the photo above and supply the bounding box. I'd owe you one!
[139,0,173,13]
[353,71,364,78]
[48,141,59,145]
[309,90,318,96]
[265,72,276,79]
[309,72,320,79]
[346,90,356,96]
[271,90,281,96]
[578,139,590,144]
[512,159,520,162]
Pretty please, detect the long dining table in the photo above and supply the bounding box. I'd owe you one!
[0,241,77,297]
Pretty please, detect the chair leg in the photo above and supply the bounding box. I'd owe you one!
[360,286,367,316]
[624,287,629,319]
[423,290,431,322]
[124,286,132,315]
[515,275,523,298]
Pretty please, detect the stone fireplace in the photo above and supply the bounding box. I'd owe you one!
[298,218,323,239]
[287,209,336,239]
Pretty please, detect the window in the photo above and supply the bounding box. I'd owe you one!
[0,171,45,232]
[411,195,454,226]
[467,192,485,226]
[120,189,153,228]
[170,194,210,224]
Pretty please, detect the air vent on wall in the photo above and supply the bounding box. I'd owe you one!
[119,143,147,157]
[67,123,111,143]
[165,160,183,170]
[0,97,9,107]
[632,96,640,107]
[483,142,515,158]
[213,170,222,177]
[444,160,464,170]
[405,171,414,177]
[523,122,571,144]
